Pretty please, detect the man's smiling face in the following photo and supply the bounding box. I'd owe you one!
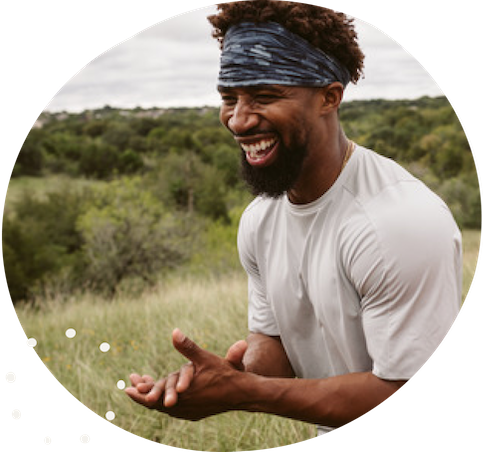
[218,85,321,197]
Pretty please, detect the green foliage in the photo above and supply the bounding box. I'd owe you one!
[17,98,479,227]
[3,186,90,301]
[76,177,197,295]
[12,128,45,177]
[78,140,144,178]
[189,204,245,275]
[438,173,481,230]
[3,177,200,302]
[5,97,480,302]
[149,152,230,222]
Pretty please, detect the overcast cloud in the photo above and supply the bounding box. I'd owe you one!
[45,6,443,112]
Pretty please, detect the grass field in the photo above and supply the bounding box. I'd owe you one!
[15,272,316,451]
[13,230,480,451]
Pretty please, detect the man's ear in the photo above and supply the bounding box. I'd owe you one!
[318,82,344,115]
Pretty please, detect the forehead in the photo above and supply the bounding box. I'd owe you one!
[217,85,314,97]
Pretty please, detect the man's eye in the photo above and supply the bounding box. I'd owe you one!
[222,97,236,105]
[221,96,237,105]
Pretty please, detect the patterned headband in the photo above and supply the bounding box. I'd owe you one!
[217,21,351,88]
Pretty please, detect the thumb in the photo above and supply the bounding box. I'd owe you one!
[172,328,207,364]
[225,340,248,371]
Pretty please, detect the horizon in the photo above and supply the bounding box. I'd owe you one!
[43,7,444,114]
[41,92,448,116]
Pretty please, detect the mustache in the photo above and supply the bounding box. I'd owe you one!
[230,129,275,138]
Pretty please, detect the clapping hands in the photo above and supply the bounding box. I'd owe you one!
[125,328,248,420]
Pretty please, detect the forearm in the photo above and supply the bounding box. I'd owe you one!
[243,333,295,378]
[236,370,405,427]
[127,330,404,426]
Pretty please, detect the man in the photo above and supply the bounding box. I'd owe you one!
[126,0,461,434]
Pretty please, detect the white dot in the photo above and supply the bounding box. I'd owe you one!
[40,434,54,447]
[8,406,23,422]
[105,411,115,421]
[3,369,18,386]
[116,380,126,390]
[65,328,76,339]
[99,342,110,353]
[77,432,94,446]
[27,337,37,347]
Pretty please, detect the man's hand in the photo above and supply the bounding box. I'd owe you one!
[125,330,405,426]
[125,329,249,419]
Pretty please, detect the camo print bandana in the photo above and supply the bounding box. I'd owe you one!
[217,22,351,88]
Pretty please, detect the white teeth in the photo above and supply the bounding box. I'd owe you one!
[241,138,276,157]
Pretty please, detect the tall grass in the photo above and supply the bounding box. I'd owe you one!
[14,230,479,451]
[16,271,316,451]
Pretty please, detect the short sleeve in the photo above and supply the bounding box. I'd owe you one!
[238,205,280,336]
[344,182,462,380]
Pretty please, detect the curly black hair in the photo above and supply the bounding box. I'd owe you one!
[208,0,364,84]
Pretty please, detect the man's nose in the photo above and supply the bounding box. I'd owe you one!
[228,101,259,135]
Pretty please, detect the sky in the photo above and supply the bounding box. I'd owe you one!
[44,5,443,113]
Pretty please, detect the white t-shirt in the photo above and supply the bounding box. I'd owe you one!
[238,145,462,384]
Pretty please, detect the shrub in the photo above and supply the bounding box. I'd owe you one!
[78,140,143,178]
[76,177,197,295]
[12,129,45,177]
[151,152,230,222]
[438,174,481,229]
[3,187,90,303]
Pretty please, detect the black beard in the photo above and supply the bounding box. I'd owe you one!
[240,141,308,198]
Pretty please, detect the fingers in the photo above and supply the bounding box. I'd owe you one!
[142,375,155,385]
[126,363,193,409]
[125,386,146,404]
[128,373,154,394]
[136,382,154,394]
[163,372,181,407]
[126,373,166,407]
[176,362,194,393]
[172,328,206,364]
[134,374,153,393]
[128,329,223,411]
[129,373,145,387]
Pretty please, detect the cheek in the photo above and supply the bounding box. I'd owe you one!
[219,108,230,129]
[280,118,309,145]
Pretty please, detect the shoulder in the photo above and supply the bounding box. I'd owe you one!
[343,146,458,237]
[238,195,283,258]
[339,146,462,289]
[343,145,418,203]
[239,195,282,234]
[366,181,461,277]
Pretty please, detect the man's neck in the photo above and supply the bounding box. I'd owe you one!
[287,130,349,205]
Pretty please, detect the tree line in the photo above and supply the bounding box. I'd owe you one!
[4,96,479,303]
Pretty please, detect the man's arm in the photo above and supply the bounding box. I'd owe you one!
[238,368,405,427]
[241,333,404,425]
[242,333,295,377]
[126,329,405,426]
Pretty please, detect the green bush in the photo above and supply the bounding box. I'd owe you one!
[151,152,230,222]
[3,187,90,302]
[78,140,143,178]
[438,174,481,229]
[12,129,45,177]
[76,177,197,295]
[2,176,200,302]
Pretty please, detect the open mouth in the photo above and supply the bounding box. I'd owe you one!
[239,137,278,166]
